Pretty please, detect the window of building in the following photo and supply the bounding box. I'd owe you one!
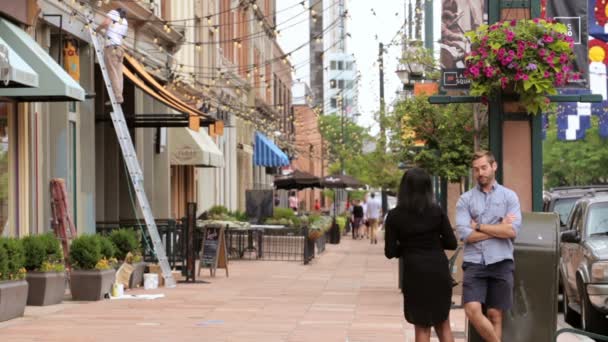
[346,80,354,89]
[346,62,353,70]
[337,61,344,70]
[68,118,77,225]
[0,104,9,235]
[330,79,336,88]
[330,97,337,108]
[338,80,344,89]
[330,61,337,70]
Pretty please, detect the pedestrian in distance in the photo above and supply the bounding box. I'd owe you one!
[95,7,128,104]
[351,199,364,239]
[288,191,299,212]
[456,150,521,342]
[314,198,321,212]
[384,168,457,342]
[366,192,382,244]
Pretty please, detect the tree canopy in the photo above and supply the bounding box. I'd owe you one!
[389,96,477,183]
[543,115,608,187]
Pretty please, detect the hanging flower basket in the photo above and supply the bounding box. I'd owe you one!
[464,18,579,114]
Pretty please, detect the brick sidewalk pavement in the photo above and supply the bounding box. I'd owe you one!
[0,236,587,342]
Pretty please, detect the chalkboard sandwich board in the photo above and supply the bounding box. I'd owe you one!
[198,225,229,277]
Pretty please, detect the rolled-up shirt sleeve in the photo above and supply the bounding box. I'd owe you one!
[455,195,473,242]
[506,190,522,237]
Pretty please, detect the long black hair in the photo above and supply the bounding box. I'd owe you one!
[396,167,434,214]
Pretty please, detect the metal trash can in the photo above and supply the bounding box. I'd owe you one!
[467,212,559,342]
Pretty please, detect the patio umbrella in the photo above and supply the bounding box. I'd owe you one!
[274,169,322,190]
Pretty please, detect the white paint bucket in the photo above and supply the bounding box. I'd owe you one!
[144,273,159,290]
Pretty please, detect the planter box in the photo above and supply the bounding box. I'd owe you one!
[129,262,146,289]
[0,280,28,322]
[26,272,66,306]
[70,269,115,301]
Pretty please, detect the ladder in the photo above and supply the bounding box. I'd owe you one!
[86,17,176,288]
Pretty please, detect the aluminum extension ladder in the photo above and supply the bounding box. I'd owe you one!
[86,15,176,288]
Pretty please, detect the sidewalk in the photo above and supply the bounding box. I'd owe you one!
[0,236,589,341]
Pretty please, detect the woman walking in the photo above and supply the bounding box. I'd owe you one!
[384,168,457,342]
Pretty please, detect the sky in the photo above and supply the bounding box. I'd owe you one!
[277,0,406,133]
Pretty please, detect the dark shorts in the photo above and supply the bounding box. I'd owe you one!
[462,259,514,311]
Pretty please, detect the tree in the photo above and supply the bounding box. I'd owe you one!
[543,115,608,187]
[318,113,367,167]
[390,96,478,183]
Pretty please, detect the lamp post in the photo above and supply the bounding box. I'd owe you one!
[396,40,425,96]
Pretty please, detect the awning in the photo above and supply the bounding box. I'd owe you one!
[254,132,290,167]
[169,127,224,168]
[0,18,85,101]
[0,35,38,88]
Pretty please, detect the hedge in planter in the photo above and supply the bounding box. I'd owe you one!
[0,237,28,322]
[108,229,145,289]
[69,235,115,301]
[22,233,66,306]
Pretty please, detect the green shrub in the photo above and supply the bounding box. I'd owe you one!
[22,235,46,271]
[69,235,101,270]
[229,210,249,222]
[39,233,63,264]
[0,237,26,280]
[208,205,229,217]
[108,229,139,260]
[23,233,64,272]
[336,217,347,234]
[273,207,296,220]
[95,235,117,260]
[0,241,7,281]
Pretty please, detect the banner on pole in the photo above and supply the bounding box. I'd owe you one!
[439,0,485,90]
[543,0,589,88]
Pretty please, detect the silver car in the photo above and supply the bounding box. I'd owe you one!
[560,193,608,335]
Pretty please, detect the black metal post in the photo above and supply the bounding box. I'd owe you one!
[185,202,196,282]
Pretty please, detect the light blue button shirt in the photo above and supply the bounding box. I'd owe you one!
[455,182,522,265]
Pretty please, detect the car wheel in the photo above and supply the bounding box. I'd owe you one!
[563,286,580,327]
[580,282,608,335]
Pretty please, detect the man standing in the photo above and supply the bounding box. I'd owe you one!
[366,193,382,244]
[96,7,128,104]
[455,151,521,342]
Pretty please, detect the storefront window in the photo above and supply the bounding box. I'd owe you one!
[0,104,9,235]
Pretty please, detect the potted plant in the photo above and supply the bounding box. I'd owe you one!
[0,237,27,322]
[109,228,145,289]
[464,18,578,114]
[69,235,115,301]
[22,233,65,306]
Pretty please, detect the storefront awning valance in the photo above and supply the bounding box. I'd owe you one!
[0,35,38,88]
[0,18,85,101]
[169,127,224,168]
[254,132,290,167]
[123,54,209,119]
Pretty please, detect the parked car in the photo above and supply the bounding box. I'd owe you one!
[543,185,608,229]
[559,193,608,335]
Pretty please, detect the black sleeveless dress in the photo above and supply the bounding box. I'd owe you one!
[384,205,457,326]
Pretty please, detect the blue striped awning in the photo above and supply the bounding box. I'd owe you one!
[254,132,290,167]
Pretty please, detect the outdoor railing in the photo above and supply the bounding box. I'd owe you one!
[97,222,321,267]
[96,219,184,269]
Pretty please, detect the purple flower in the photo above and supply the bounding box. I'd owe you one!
[526,63,537,71]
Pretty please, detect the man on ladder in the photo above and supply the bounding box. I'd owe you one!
[87,5,175,287]
[95,7,128,104]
